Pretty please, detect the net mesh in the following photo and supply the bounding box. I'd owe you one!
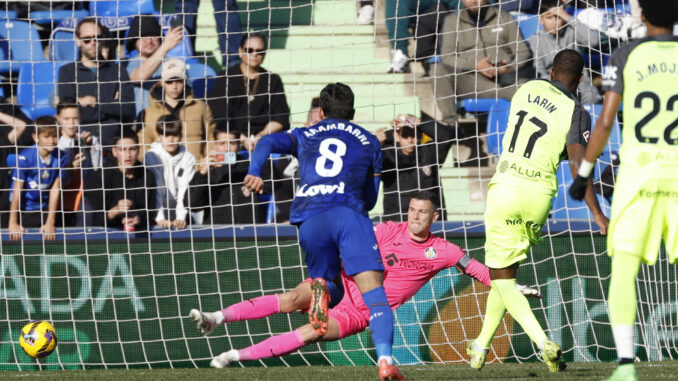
[0,0,676,371]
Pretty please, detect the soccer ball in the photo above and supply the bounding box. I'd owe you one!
[19,321,58,358]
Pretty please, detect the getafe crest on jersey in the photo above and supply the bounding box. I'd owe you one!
[424,247,437,259]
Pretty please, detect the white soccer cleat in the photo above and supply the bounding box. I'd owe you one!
[357,5,375,25]
[189,308,218,335]
[210,349,239,369]
[516,284,541,298]
[387,49,410,73]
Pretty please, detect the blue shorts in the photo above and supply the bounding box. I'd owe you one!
[298,206,384,283]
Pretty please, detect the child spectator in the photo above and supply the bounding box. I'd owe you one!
[56,99,103,170]
[85,127,157,232]
[145,114,196,229]
[136,58,215,161]
[529,0,602,104]
[8,117,69,240]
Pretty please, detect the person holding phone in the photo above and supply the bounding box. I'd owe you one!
[126,14,184,114]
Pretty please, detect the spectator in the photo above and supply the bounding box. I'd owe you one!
[0,99,32,228]
[8,117,69,240]
[189,124,267,224]
[435,0,532,125]
[85,127,157,232]
[174,0,242,67]
[56,99,103,170]
[207,33,290,151]
[376,114,453,221]
[144,115,196,230]
[386,0,460,73]
[530,0,602,104]
[305,97,322,127]
[136,58,215,161]
[57,17,136,150]
[357,1,375,24]
[126,14,184,114]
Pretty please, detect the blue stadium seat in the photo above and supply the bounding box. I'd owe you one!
[30,9,89,25]
[186,62,217,99]
[551,161,594,220]
[0,21,47,75]
[50,29,78,62]
[89,0,157,17]
[0,11,17,19]
[512,12,540,40]
[461,98,511,155]
[17,62,65,120]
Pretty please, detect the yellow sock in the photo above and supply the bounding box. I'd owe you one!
[494,278,547,348]
[476,285,505,349]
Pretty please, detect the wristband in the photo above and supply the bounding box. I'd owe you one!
[577,159,594,178]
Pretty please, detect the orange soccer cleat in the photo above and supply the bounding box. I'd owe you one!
[309,278,330,335]
[378,358,406,380]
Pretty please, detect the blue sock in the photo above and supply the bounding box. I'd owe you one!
[361,286,393,359]
[326,280,344,308]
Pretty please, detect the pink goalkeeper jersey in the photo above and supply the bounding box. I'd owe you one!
[339,221,491,319]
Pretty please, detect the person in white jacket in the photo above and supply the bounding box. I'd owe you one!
[144,114,196,229]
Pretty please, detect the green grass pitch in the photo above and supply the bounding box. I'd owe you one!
[2,361,678,380]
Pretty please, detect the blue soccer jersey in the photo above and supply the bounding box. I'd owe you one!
[10,145,68,211]
[248,118,382,224]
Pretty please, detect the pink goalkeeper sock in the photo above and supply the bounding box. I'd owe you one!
[238,330,305,361]
[221,295,281,323]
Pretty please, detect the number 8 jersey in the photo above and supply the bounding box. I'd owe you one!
[602,34,678,177]
[285,118,382,224]
[490,79,591,196]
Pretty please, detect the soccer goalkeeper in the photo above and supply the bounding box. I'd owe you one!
[467,49,609,372]
[190,192,539,367]
[569,1,678,380]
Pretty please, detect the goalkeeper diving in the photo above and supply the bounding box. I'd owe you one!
[467,49,608,373]
[569,1,678,380]
[190,192,539,367]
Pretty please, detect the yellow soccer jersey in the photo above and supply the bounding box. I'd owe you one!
[490,79,591,196]
[602,34,678,177]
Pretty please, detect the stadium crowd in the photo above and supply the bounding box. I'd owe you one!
[0,0,642,239]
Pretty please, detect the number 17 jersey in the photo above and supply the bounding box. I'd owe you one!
[286,118,382,224]
[491,79,590,196]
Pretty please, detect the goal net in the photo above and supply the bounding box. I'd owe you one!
[1,0,677,371]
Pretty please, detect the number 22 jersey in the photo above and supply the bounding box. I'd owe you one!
[491,79,591,196]
[286,118,382,224]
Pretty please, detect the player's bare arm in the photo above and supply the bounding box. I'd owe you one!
[567,143,609,234]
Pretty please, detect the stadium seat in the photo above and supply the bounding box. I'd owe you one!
[0,11,17,19]
[30,9,89,25]
[186,62,217,99]
[50,29,78,62]
[17,62,65,120]
[89,0,157,17]
[0,21,47,75]
[551,161,594,221]
[461,98,511,155]
[512,12,540,40]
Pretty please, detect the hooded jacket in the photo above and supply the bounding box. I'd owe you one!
[144,142,196,222]
[136,82,215,160]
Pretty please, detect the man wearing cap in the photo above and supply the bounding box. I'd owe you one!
[135,58,215,161]
[126,14,184,114]
[376,114,454,221]
[57,17,136,149]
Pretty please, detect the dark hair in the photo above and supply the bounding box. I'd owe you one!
[240,32,267,48]
[310,97,320,109]
[319,83,355,120]
[639,0,678,29]
[410,190,440,211]
[213,123,236,139]
[56,98,79,115]
[34,116,58,137]
[155,114,182,137]
[113,125,139,145]
[552,49,584,80]
[539,0,561,13]
[76,17,103,38]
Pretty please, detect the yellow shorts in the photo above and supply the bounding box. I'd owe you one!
[608,173,678,265]
[484,183,552,269]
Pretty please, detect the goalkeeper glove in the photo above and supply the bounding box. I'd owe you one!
[569,159,594,201]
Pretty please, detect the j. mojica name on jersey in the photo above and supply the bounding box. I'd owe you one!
[635,62,677,81]
[527,93,558,113]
